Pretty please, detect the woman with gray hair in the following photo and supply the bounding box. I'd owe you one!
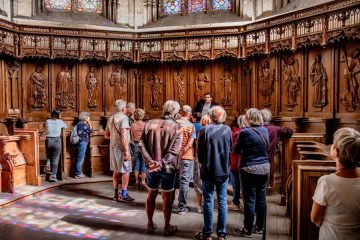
[195,105,232,240]
[75,112,93,179]
[233,108,269,237]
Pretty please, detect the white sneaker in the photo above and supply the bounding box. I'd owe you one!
[228,202,241,211]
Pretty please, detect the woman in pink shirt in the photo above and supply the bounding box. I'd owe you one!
[130,108,147,189]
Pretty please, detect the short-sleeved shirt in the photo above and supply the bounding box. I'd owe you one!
[177,117,196,160]
[45,119,67,137]
[313,173,360,240]
[106,113,130,148]
[130,120,145,142]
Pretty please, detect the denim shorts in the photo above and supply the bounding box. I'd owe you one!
[146,170,176,192]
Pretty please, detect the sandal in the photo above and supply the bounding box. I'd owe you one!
[194,231,212,240]
[146,223,157,234]
[164,224,178,236]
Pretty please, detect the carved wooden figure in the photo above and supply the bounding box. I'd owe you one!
[173,66,185,105]
[310,55,328,109]
[7,61,20,109]
[56,65,75,110]
[260,60,275,107]
[30,66,47,110]
[283,57,301,111]
[220,64,233,105]
[195,65,210,102]
[86,66,98,110]
[148,69,162,109]
[341,47,360,112]
[109,65,126,102]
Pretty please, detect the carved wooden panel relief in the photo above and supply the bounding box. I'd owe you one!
[258,58,275,108]
[55,65,75,111]
[281,55,301,112]
[194,64,210,103]
[109,65,127,103]
[85,66,99,110]
[340,45,360,112]
[7,61,21,109]
[173,65,186,105]
[30,65,47,110]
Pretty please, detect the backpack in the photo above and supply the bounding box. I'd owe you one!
[70,125,80,145]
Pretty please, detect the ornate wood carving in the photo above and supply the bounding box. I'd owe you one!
[220,63,233,106]
[148,69,163,109]
[310,55,328,110]
[30,66,47,110]
[173,66,186,105]
[340,47,360,112]
[195,65,210,102]
[85,66,98,110]
[259,60,275,107]
[282,56,301,111]
[109,65,127,102]
[7,61,20,109]
[56,65,75,111]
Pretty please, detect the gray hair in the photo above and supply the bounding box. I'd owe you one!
[333,127,360,169]
[162,100,180,118]
[115,99,127,112]
[79,112,90,121]
[237,115,247,128]
[245,108,263,126]
[181,105,192,114]
[208,106,227,123]
[126,102,136,110]
[261,108,272,124]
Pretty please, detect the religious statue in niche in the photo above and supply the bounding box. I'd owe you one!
[282,57,301,111]
[7,61,21,109]
[30,66,46,110]
[148,69,163,109]
[109,65,126,102]
[173,66,185,105]
[220,64,233,106]
[259,60,275,107]
[86,66,98,110]
[341,47,360,112]
[56,65,75,110]
[195,65,210,102]
[310,55,328,110]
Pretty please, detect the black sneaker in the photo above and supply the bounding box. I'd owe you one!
[252,226,263,234]
[234,228,252,238]
[119,194,135,202]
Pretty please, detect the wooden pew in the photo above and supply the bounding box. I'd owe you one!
[0,129,41,193]
[281,133,325,205]
[292,160,336,240]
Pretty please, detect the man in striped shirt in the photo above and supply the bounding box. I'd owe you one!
[177,105,197,215]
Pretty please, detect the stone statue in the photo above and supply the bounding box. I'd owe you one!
[282,57,301,111]
[30,66,46,109]
[174,67,185,105]
[56,65,75,110]
[310,55,328,108]
[148,69,163,109]
[341,48,360,111]
[259,60,275,107]
[195,65,209,102]
[221,64,233,105]
[109,65,127,102]
[86,66,98,109]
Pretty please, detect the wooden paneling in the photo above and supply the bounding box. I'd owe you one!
[292,160,336,240]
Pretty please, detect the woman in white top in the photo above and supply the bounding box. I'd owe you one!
[311,127,360,240]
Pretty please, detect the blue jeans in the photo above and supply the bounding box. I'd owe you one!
[178,160,194,210]
[76,141,88,176]
[133,143,147,173]
[240,170,268,231]
[202,180,228,237]
[230,170,241,205]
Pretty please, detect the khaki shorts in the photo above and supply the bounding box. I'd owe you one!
[109,146,132,173]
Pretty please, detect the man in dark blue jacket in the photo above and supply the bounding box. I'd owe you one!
[193,93,218,117]
[195,106,232,240]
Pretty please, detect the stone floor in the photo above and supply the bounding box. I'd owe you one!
[0,180,290,240]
